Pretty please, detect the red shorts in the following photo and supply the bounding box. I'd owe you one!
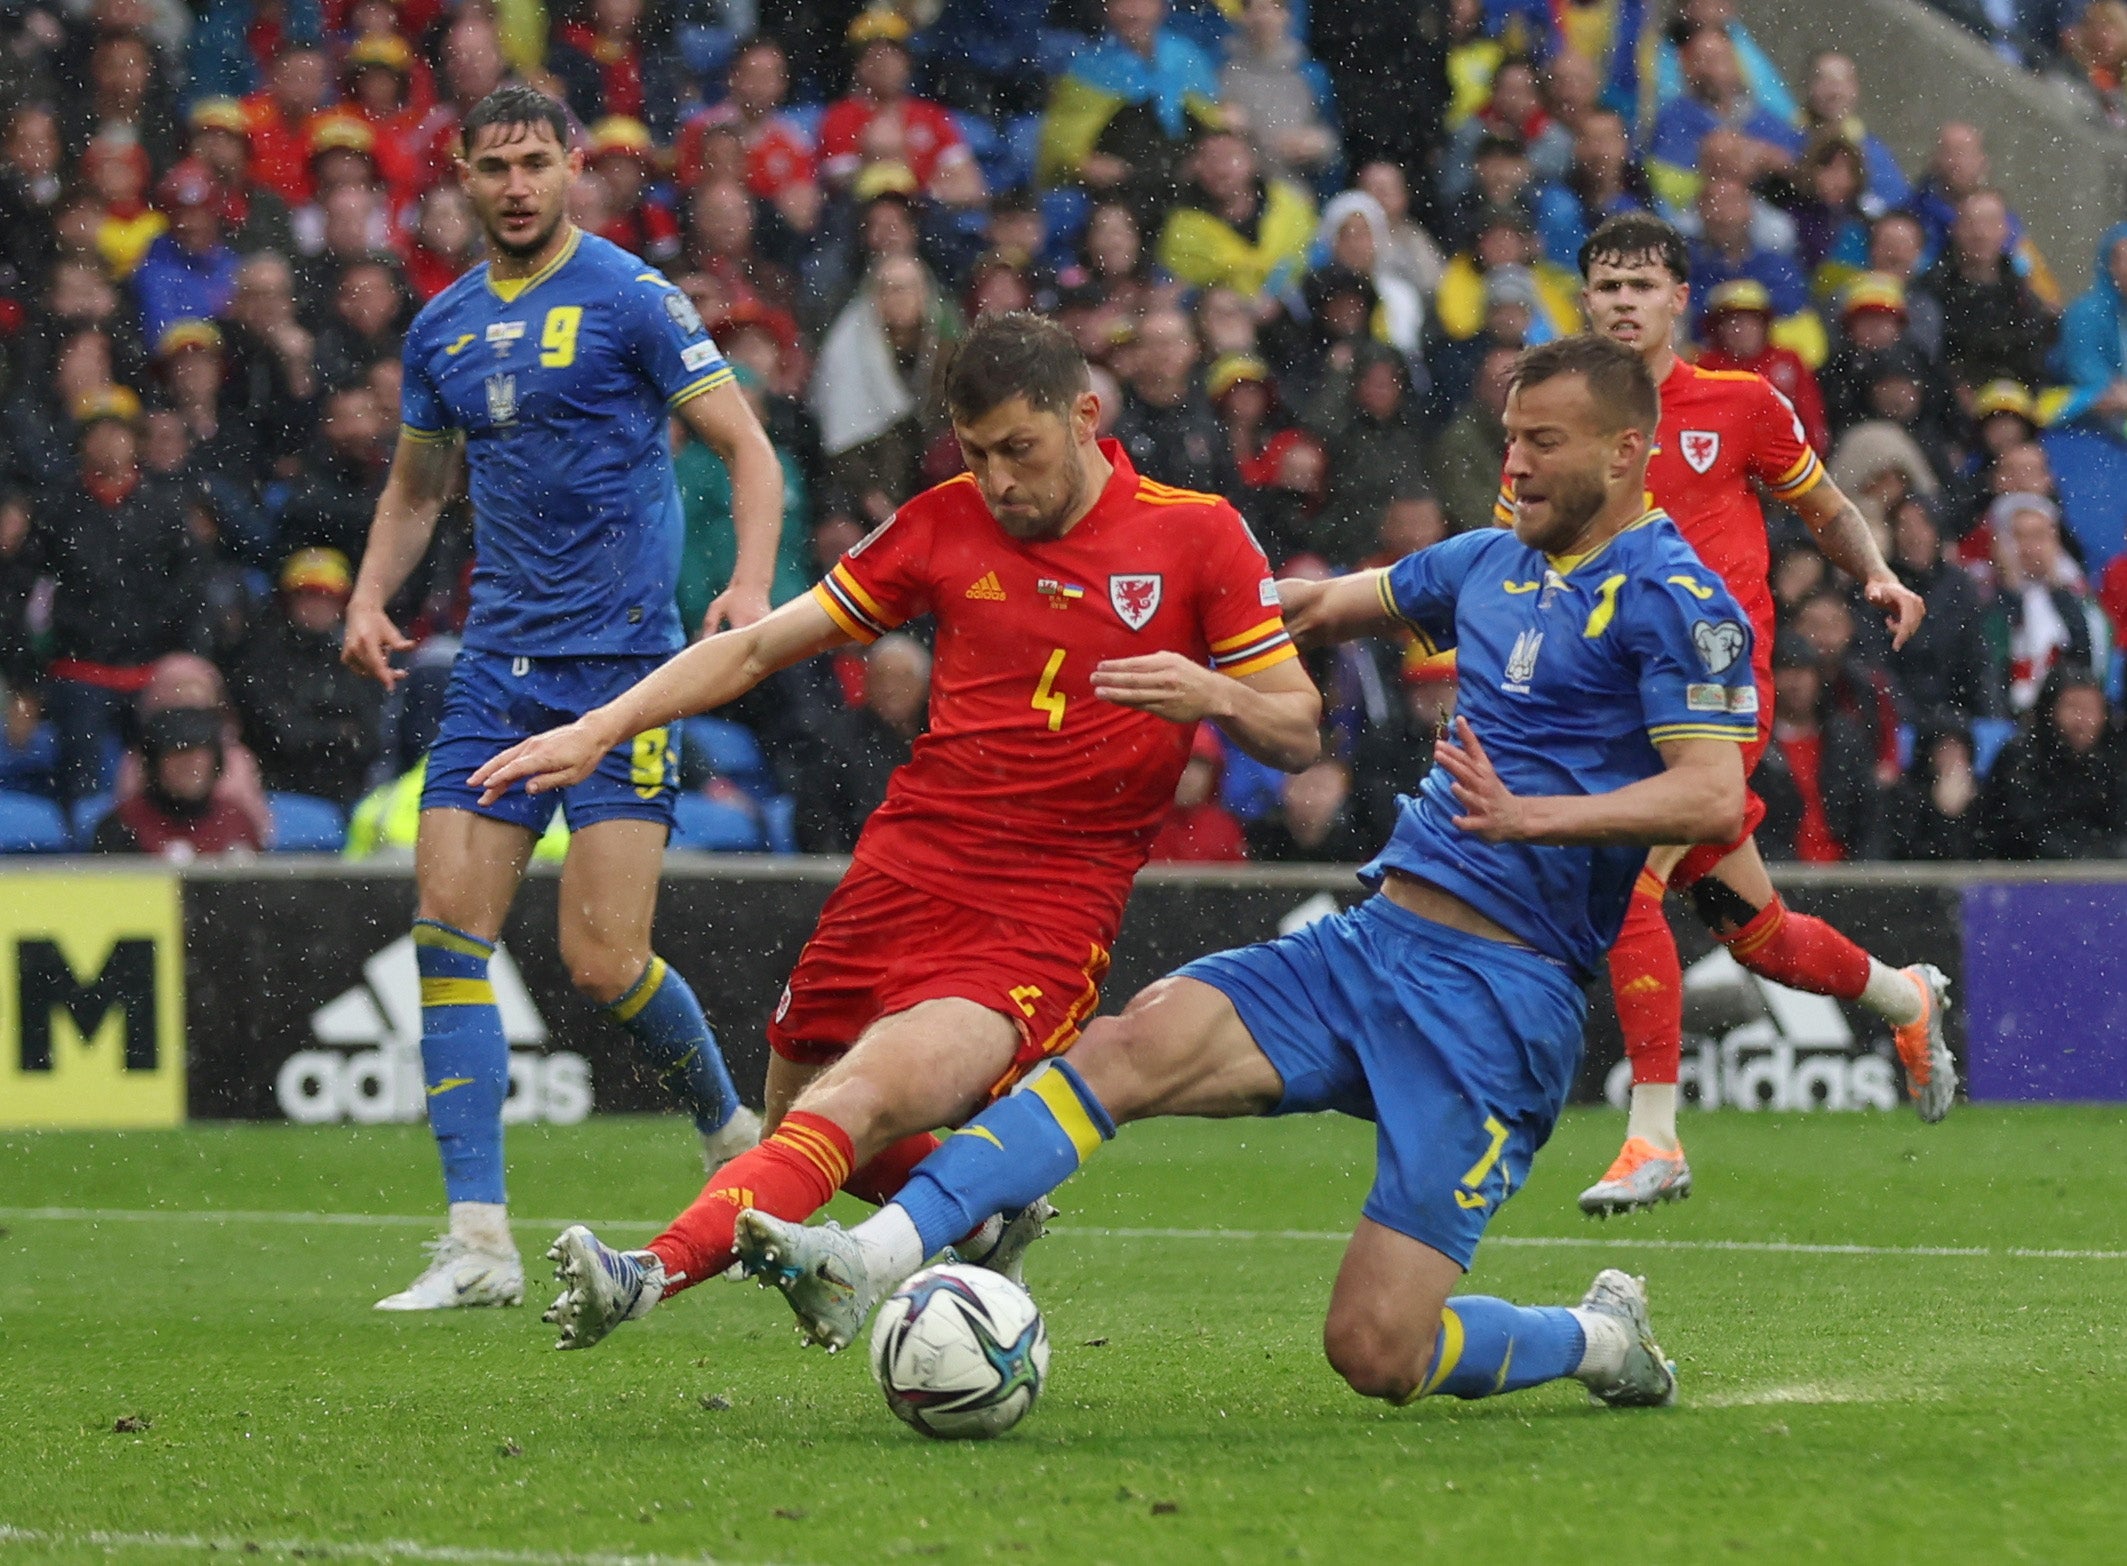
[767,857,1115,1090]
[1671,669,1772,889]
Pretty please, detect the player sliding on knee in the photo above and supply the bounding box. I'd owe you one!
[468,311,1322,1350]
[744,337,1751,1409]
[1496,217,1952,1218]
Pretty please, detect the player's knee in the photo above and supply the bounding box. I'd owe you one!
[1322,1309,1424,1404]
[563,941,645,1005]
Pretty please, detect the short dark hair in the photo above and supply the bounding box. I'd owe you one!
[459,86,571,158]
[1510,334,1659,435]
[1579,212,1690,284]
[943,311,1090,422]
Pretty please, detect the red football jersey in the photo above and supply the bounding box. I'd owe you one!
[816,97,968,188]
[809,442,1297,927]
[1497,358,1826,676]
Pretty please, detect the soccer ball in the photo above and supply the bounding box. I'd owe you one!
[868,1263,1049,1440]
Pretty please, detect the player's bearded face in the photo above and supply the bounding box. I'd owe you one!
[956,400,1092,540]
[460,123,578,261]
[1582,257,1686,359]
[1503,379,1620,552]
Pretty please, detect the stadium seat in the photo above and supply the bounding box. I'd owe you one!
[267,791,348,852]
[672,792,766,852]
[1971,717,2019,777]
[0,719,57,796]
[2040,426,2127,567]
[0,789,70,852]
[69,791,113,847]
[762,793,798,855]
[683,715,772,794]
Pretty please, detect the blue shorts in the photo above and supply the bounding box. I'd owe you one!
[1178,895,1587,1268]
[422,650,680,834]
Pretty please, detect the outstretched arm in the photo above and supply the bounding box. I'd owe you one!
[1436,721,1745,846]
[1276,569,1402,651]
[1790,480,1924,649]
[470,593,852,802]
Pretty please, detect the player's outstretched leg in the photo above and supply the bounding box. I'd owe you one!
[604,955,761,1164]
[1584,868,1693,1217]
[545,1225,666,1348]
[377,918,525,1311]
[1692,844,1956,1122]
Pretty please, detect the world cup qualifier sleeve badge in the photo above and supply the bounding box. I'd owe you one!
[1109,573,1161,630]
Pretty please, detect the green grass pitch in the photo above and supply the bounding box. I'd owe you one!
[3,1107,2124,1564]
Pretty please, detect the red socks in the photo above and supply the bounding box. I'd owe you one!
[649,1110,854,1294]
[1722,897,1869,1000]
[1609,873,1683,1086]
[843,1132,943,1206]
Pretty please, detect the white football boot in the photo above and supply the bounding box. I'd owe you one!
[1578,1268,1679,1408]
[733,1211,879,1352]
[544,1225,666,1349]
[1892,965,1956,1124]
[374,1236,525,1311]
[700,1104,764,1169]
[1577,1137,1692,1217]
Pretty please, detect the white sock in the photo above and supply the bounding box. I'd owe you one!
[448,1201,514,1255]
[1626,1083,1679,1150]
[855,1205,927,1293]
[1860,959,1924,1026]
[1568,1308,1631,1385]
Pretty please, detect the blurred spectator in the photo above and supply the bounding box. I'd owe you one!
[185,97,295,258]
[2067,0,2127,125]
[1985,496,2109,712]
[679,177,797,319]
[0,388,205,802]
[1757,629,1883,863]
[1077,200,1172,322]
[133,161,238,347]
[337,35,426,207]
[1218,0,1339,190]
[1888,493,2002,719]
[1790,134,1875,283]
[547,0,684,143]
[1354,161,1444,304]
[68,27,180,169]
[0,103,64,287]
[221,252,319,474]
[1830,357,1954,491]
[1795,51,1913,210]
[1866,211,1943,361]
[1149,725,1249,861]
[1038,0,1222,218]
[1245,758,1368,861]
[1687,177,1820,365]
[1114,304,1234,497]
[230,547,380,805]
[1430,339,1514,534]
[917,0,1054,120]
[1349,646,1452,845]
[1532,110,1651,271]
[81,127,164,279]
[406,13,513,193]
[313,257,408,390]
[818,10,976,201]
[1443,58,1567,204]
[1978,664,2127,858]
[1312,190,1422,357]
[91,704,263,858]
[1912,189,2054,391]
[1695,279,1830,454]
[1652,0,1800,124]
[1431,211,1579,348]
[1647,28,1800,213]
[1819,273,1916,433]
[1305,342,1430,567]
[1157,129,1315,299]
[242,46,333,204]
[1911,122,2057,306]
[281,382,388,559]
[1884,719,1982,860]
[152,318,264,495]
[1444,130,1537,255]
[1795,592,1902,779]
[811,253,957,522]
[2051,220,2127,433]
[403,182,481,300]
[1211,354,1321,562]
[580,118,680,267]
[792,631,929,853]
[675,36,820,231]
[677,368,815,629]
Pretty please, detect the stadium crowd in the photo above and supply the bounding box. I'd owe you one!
[1,0,2125,864]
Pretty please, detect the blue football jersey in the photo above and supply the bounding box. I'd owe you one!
[1361,510,1759,978]
[399,228,734,658]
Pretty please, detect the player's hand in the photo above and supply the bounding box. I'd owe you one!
[341,598,414,690]
[1092,652,1228,723]
[1275,577,1330,649]
[702,581,772,636]
[469,715,615,805]
[1864,572,1926,650]
[1436,717,1530,842]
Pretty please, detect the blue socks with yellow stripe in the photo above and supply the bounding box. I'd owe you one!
[1411,1298,1586,1401]
[414,919,508,1205]
[895,1059,1115,1258]
[607,955,741,1134]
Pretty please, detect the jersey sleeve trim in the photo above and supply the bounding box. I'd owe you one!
[1217,637,1298,678]
[817,562,893,641]
[1645,721,1757,744]
[1492,486,1515,526]
[667,365,736,408]
[1209,616,1286,654]
[1764,447,1826,502]
[1375,568,1438,656]
[401,423,454,444]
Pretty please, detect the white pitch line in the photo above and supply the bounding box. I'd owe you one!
[0,1525,793,1566]
[3,1207,2123,1261]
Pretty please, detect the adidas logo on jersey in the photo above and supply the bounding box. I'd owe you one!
[965,571,1007,600]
